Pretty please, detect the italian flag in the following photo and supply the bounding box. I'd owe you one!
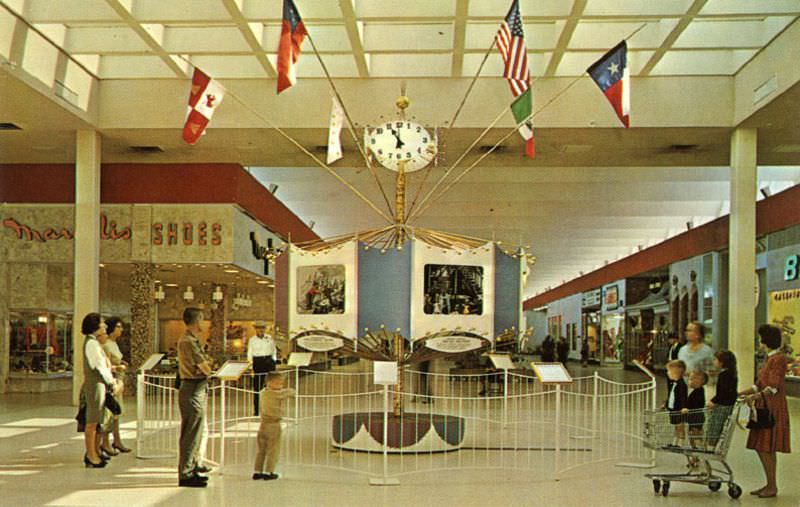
[510,88,535,158]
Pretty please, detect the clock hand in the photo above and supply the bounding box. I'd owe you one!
[393,129,404,149]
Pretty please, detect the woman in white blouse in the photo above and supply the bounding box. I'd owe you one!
[81,313,117,468]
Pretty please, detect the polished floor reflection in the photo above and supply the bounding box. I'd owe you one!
[1,368,798,507]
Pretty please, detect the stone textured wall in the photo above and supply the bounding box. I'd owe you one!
[0,263,8,393]
[129,263,154,392]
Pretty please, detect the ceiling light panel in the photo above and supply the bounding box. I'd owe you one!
[295,54,359,77]
[22,0,120,23]
[674,17,796,48]
[462,51,550,77]
[468,0,573,18]
[132,0,232,23]
[163,27,252,52]
[356,0,455,18]
[188,55,267,78]
[464,21,562,50]
[262,23,350,52]
[649,49,757,75]
[369,53,451,77]
[363,23,453,51]
[98,55,181,78]
[64,26,149,53]
[584,0,695,17]
[700,0,800,16]
[568,19,678,50]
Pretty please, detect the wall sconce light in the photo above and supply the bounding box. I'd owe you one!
[183,285,195,302]
[308,220,315,230]
[760,187,771,199]
[154,285,165,302]
[212,286,224,302]
[268,183,279,194]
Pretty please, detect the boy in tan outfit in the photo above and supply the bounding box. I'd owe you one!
[253,372,293,480]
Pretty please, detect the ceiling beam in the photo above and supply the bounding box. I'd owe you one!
[639,0,709,76]
[543,0,587,77]
[338,0,369,77]
[221,0,276,78]
[102,0,188,78]
[450,0,469,77]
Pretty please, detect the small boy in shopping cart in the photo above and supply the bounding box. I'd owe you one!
[253,372,294,481]
[683,370,707,449]
[665,360,688,446]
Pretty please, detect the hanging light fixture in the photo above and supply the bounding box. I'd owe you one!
[212,286,224,302]
[183,285,195,302]
[154,285,165,302]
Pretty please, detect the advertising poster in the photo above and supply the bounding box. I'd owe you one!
[767,289,800,377]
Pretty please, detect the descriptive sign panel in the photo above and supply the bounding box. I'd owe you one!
[287,352,313,367]
[213,361,250,381]
[488,354,516,370]
[425,335,483,353]
[530,362,573,384]
[140,353,165,372]
[374,361,398,385]
[296,335,344,352]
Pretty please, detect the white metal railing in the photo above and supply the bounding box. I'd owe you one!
[136,364,656,482]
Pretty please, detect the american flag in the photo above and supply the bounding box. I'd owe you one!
[495,0,529,97]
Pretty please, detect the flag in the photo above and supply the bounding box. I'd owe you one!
[182,68,226,145]
[277,0,307,94]
[496,0,534,157]
[587,41,630,128]
[327,96,344,164]
[510,88,535,158]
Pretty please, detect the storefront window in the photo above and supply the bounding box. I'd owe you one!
[9,312,73,375]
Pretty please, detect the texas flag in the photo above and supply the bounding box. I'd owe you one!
[587,41,630,128]
[182,68,226,145]
[276,0,307,94]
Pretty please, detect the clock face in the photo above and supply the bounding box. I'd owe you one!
[366,121,437,172]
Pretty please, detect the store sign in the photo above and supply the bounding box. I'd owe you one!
[250,232,274,275]
[2,213,131,242]
[784,254,799,281]
[581,289,601,308]
[603,285,620,310]
[152,221,221,246]
[425,335,483,353]
[296,334,344,352]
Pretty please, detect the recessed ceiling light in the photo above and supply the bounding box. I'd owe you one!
[165,283,179,288]
[154,279,161,283]
[256,280,270,284]
[224,269,239,273]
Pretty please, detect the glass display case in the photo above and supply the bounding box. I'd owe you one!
[9,311,73,375]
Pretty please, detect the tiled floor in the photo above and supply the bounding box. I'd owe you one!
[1,366,798,507]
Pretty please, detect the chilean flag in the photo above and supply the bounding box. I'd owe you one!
[587,41,629,128]
[182,68,226,145]
[276,0,307,94]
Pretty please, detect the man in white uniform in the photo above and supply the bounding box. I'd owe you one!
[247,320,278,416]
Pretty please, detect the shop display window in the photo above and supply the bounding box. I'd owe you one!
[9,312,73,375]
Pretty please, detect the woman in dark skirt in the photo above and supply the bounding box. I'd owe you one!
[80,313,117,468]
[739,325,791,498]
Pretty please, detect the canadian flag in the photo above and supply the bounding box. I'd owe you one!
[182,68,226,145]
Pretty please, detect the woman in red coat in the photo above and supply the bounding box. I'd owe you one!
[739,324,791,498]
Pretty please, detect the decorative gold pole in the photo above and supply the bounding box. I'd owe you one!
[394,331,404,417]
[394,93,410,246]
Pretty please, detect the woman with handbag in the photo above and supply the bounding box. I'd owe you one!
[80,313,118,468]
[738,324,791,498]
[102,317,131,453]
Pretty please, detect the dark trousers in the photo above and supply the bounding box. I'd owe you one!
[178,378,207,478]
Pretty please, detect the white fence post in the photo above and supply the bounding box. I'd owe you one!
[136,371,144,458]
[219,379,226,472]
[554,384,561,479]
[503,369,509,428]
[369,384,399,485]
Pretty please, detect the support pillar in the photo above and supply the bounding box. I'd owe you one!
[72,130,101,405]
[727,128,757,385]
[129,262,155,393]
[209,285,227,362]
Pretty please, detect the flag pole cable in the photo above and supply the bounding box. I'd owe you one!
[410,23,648,222]
[177,59,393,224]
[405,43,494,221]
[305,33,395,217]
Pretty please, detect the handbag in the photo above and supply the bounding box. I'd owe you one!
[105,391,122,416]
[746,392,775,430]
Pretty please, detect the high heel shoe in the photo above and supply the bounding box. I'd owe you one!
[112,443,132,453]
[101,446,119,456]
[84,455,106,468]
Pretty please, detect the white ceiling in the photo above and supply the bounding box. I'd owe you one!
[1,0,800,300]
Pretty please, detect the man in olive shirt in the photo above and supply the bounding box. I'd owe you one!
[177,307,213,487]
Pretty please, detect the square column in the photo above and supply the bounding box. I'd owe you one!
[727,128,757,384]
[72,130,101,405]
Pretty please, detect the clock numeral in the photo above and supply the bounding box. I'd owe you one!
[422,137,428,143]
[385,122,392,129]
[417,147,422,154]
[396,153,402,160]
[376,128,383,134]
[416,126,421,133]
[395,121,403,128]
[406,152,412,158]
[377,149,383,155]
[371,138,376,145]
[406,122,411,129]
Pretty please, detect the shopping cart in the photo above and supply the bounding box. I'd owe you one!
[642,401,743,498]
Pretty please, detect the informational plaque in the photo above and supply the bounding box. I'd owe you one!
[213,360,250,381]
[425,335,483,353]
[530,362,573,384]
[287,352,313,367]
[139,353,165,372]
[296,335,344,352]
[488,353,516,370]
[374,361,398,385]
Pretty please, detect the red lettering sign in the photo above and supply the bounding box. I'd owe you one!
[2,214,127,243]
[150,221,222,247]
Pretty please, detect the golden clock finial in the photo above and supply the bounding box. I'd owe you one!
[395,95,410,111]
